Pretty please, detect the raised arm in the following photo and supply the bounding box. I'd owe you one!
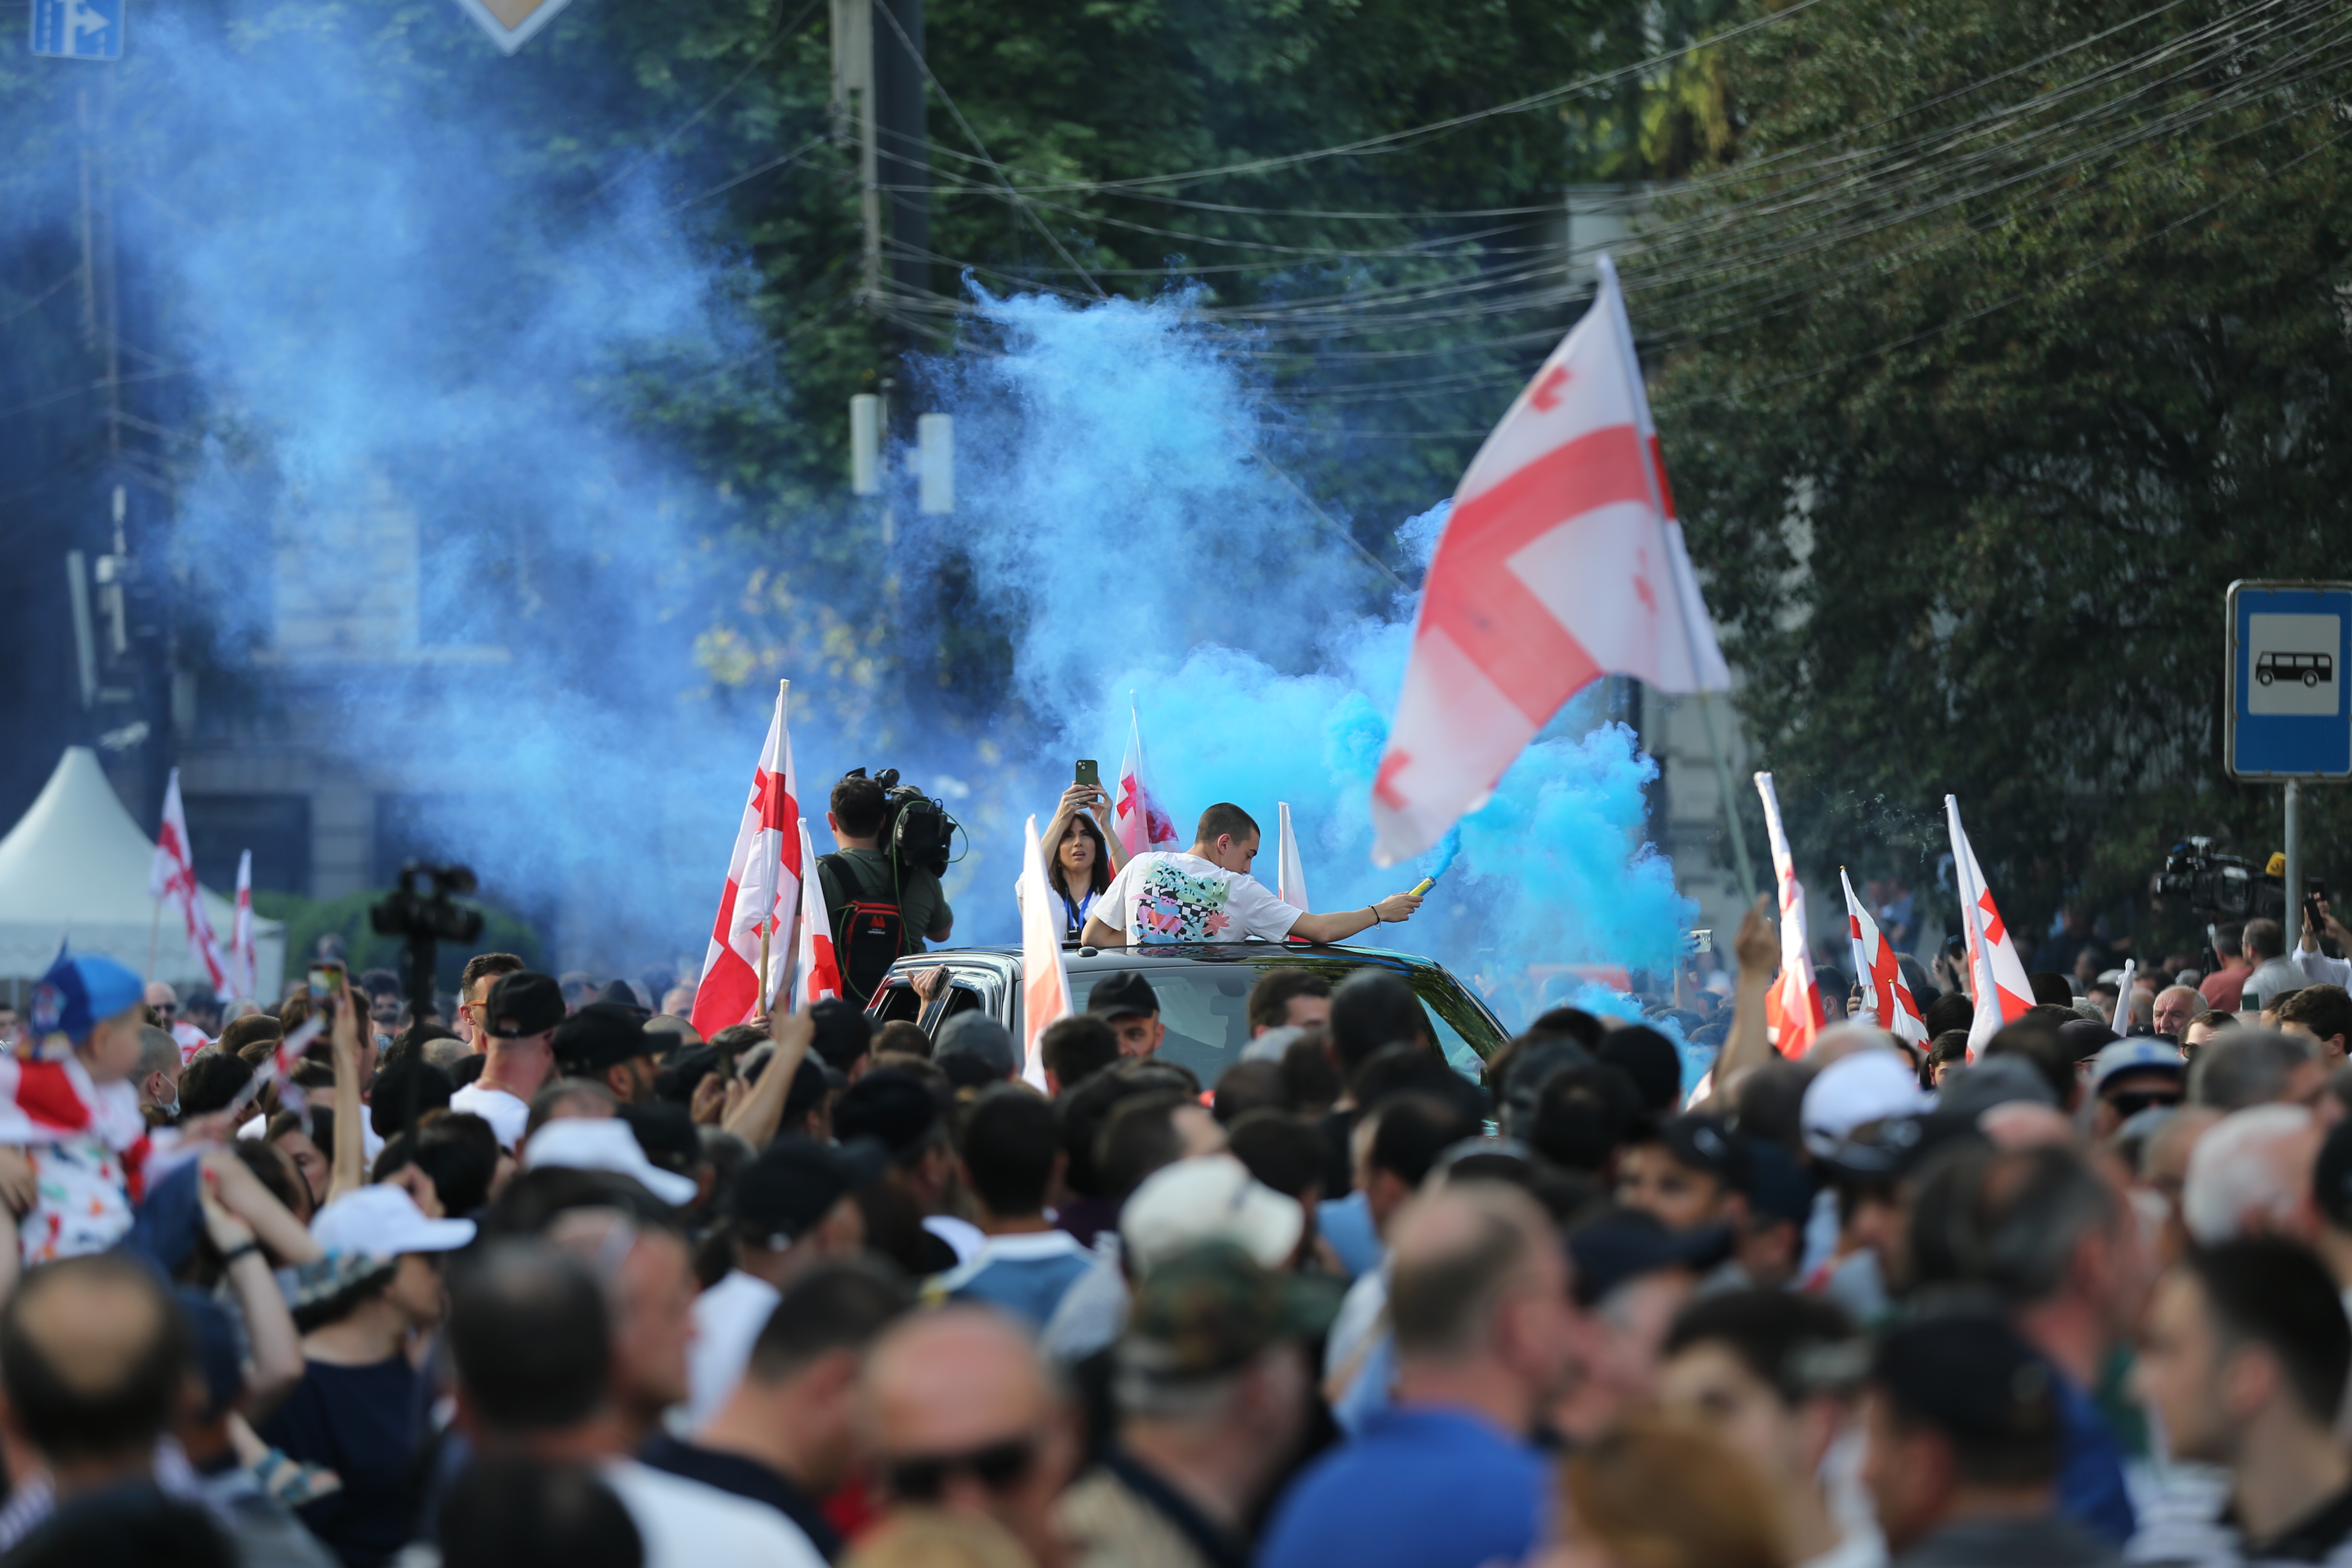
[326,978,366,1205]
[1289,891,1423,946]
[724,1009,813,1150]
[1705,897,1779,1102]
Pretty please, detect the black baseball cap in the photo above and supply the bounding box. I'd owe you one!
[1565,1209,1733,1306]
[1088,971,1160,1021]
[830,1068,945,1158]
[485,971,566,1039]
[809,997,874,1073]
[595,979,652,1017]
[730,1137,887,1248]
[554,1003,654,1076]
[1656,1114,1749,1186]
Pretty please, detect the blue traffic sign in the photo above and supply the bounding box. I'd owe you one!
[30,0,122,60]
[2229,580,2352,779]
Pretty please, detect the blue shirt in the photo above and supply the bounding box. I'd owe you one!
[1257,1406,1548,1568]
[2053,1364,2136,1546]
[939,1231,1095,1328]
[1317,1192,1382,1281]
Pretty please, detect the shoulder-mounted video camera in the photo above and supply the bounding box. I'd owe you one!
[2150,838,2283,922]
[845,768,963,881]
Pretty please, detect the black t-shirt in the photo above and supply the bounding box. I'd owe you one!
[256,1354,427,1568]
[1314,1107,1361,1198]
[639,1435,843,1562]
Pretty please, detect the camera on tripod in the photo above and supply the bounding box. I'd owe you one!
[370,862,487,947]
[2150,838,2284,921]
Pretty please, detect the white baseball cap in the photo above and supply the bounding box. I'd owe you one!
[1802,1049,1931,1157]
[311,1184,477,1260]
[523,1116,699,1206]
[1120,1154,1303,1274]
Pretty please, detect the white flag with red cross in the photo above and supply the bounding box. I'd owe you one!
[1842,867,1928,1046]
[1275,802,1309,912]
[691,682,802,1037]
[1112,697,1181,859]
[1370,255,1730,865]
[148,769,226,992]
[1945,795,2034,1053]
[230,850,256,1003]
[1754,772,1823,1058]
[792,817,844,1009]
[1017,813,1069,1091]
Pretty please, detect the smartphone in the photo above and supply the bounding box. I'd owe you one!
[1074,759,1101,792]
[307,961,345,1000]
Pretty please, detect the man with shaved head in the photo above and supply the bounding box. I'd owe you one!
[2152,985,2205,1042]
[864,1305,1079,1567]
[0,1253,226,1556]
[1259,1181,1580,1568]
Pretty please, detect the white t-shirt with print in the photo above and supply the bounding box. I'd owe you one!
[1093,852,1302,945]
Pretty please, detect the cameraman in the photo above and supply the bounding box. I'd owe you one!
[824,770,953,950]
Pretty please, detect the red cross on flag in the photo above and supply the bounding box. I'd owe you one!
[1754,772,1823,1058]
[691,681,803,1037]
[1371,255,1730,865]
[230,850,257,1004]
[1017,813,1069,1091]
[791,816,844,1010]
[1945,795,2034,1053]
[1113,696,1181,858]
[148,769,226,991]
[1841,867,1928,1046]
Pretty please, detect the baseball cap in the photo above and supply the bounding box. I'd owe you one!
[730,1136,887,1248]
[1936,1055,2057,1119]
[935,1012,1017,1084]
[1565,1210,1732,1307]
[485,971,566,1039]
[1801,1049,1930,1157]
[830,1068,945,1159]
[311,1184,477,1259]
[2089,1039,2185,1094]
[1870,1313,2058,1451]
[1087,970,1160,1021]
[595,979,652,1016]
[1121,1155,1303,1274]
[1656,1114,1749,1186]
[1117,1240,1343,1387]
[808,998,873,1072]
[553,1003,654,1077]
[522,1116,698,1205]
[31,947,146,1046]
[2059,1018,2121,1061]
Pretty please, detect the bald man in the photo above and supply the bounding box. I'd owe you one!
[864,1307,1079,1567]
[2153,985,2205,1042]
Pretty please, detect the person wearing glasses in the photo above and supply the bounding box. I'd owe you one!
[456,951,525,1056]
[863,1305,1079,1568]
[2087,1039,2186,1139]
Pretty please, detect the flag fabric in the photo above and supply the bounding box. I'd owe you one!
[691,683,802,1038]
[1275,802,1309,912]
[1017,813,1070,1091]
[1945,796,2034,1053]
[230,850,256,1003]
[1112,697,1181,859]
[791,817,844,1009]
[1754,772,1823,1058]
[2111,959,2137,1034]
[1370,255,1731,865]
[226,1015,322,1124]
[149,768,226,991]
[1842,867,1928,1047]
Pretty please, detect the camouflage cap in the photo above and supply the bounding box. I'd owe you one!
[1117,1240,1343,1384]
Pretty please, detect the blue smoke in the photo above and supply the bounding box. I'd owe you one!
[65,12,1692,1025]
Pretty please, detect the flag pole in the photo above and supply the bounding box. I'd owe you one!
[145,895,162,982]
[763,679,790,1015]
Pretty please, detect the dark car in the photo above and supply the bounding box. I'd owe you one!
[864,941,1507,1087]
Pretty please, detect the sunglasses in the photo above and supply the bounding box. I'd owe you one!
[2105,1088,2181,1118]
[882,1436,1037,1503]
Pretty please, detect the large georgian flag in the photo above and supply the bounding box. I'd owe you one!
[1754,771,1823,1058]
[1113,697,1181,859]
[691,682,801,1037]
[149,768,226,992]
[1372,255,1730,865]
[1842,867,1928,1046]
[1945,795,2034,1054]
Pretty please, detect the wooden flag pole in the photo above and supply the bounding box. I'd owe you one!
[757,678,791,1019]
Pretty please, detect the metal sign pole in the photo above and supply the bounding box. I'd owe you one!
[2285,779,2302,954]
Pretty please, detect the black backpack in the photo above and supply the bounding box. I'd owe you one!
[818,853,905,1006]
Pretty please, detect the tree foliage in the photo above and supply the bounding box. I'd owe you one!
[1646,0,2352,943]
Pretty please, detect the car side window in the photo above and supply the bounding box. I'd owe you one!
[871,981,924,1025]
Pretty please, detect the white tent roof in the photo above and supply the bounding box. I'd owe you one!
[0,747,286,998]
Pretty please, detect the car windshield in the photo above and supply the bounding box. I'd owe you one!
[1068,955,1500,1087]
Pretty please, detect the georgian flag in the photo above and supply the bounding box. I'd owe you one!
[1946,796,2035,1053]
[1275,801,1309,912]
[230,850,257,1003]
[1112,698,1181,858]
[1842,867,1928,1045]
[149,769,227,992]
[1017,813,1070,1091]
[1371,255,1730,864]
[691,683,802,1037]
[791,817,844,1009]
[1754,772,1823,1058]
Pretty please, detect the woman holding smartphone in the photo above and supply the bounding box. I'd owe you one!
[1016,777,1128,939]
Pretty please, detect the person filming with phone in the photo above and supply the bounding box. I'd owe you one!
[1014,765,1129,940]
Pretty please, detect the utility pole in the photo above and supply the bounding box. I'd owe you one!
[872,0,931,311]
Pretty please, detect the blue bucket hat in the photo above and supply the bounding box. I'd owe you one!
[30,946,147,1047]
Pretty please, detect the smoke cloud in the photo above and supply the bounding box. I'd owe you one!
[86,8,1691,1025]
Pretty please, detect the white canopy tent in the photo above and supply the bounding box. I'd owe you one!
[0,747,286,1001]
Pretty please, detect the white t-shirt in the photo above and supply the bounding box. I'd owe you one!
[448,1083,530,1151]
[602,1459,828,1568]
[1093,852,1302,945]
[680,1269,780,1435]
[1013,876,1102,938]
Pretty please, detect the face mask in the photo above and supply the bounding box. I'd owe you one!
[151,1077,179,1118]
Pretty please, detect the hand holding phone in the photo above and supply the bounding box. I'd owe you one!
[1075,759,1101,792]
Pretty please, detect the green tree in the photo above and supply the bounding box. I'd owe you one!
[1645,0,2352,947]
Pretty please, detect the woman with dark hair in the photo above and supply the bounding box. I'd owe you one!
[1015,781,1127,939]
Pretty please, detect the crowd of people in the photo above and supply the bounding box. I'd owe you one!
[6,803,2352,1568]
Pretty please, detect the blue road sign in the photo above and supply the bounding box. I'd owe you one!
[30,0,123,60]
[2229,580,2352,779]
